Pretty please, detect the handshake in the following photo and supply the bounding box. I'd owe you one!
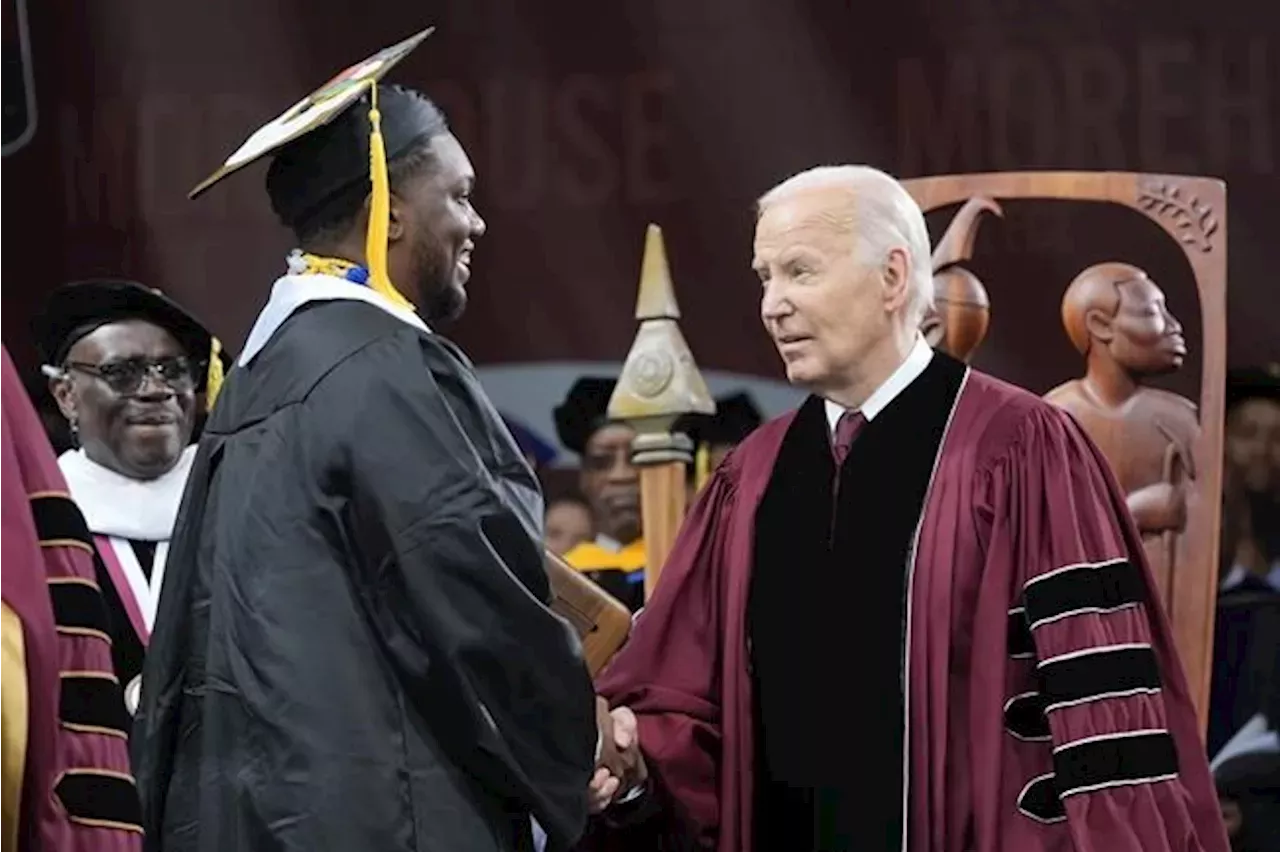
[589,696,648,813]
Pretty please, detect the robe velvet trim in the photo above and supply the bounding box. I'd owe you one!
[94,539,148,646]
[2,345,141,852]
[589,358,1227,852]
[747,354,965,848]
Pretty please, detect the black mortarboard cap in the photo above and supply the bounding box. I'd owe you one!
[1227,365,1280,413]
[188,28,436,312]
[676,392,763,446]
[264,84,447,235]
[32,280,232,407]
[554,377,618,455]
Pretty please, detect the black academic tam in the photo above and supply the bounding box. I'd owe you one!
[33,279,221,371]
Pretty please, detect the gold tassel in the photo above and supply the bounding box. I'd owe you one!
[364,84,415,312]
[694,442,711,492]
[205,337,225,412]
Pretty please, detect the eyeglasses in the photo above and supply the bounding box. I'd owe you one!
[62,356,200,396]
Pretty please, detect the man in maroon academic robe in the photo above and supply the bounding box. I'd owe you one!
[2,344,142,852]
[582,167,1228,851]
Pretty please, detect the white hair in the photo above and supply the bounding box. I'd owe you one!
[758,165,934,327]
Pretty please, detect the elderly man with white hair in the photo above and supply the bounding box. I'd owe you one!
[580,166,1227,852]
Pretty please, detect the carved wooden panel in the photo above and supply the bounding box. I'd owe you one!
[902,172,1227,729]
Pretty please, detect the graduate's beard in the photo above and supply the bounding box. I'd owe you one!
[413,233,467,324]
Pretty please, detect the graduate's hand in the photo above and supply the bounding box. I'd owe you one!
[588,767,621,814]
[588,700,648,812]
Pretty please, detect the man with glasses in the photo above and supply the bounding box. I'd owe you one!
[32,278,227,715]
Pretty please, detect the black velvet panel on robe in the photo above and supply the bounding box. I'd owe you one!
[748,352,965,851]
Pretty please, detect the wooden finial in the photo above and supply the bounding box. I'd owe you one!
[634,223,682,321]
[607,224,715,439]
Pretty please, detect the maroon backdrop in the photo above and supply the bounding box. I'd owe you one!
[3,0,1276,398]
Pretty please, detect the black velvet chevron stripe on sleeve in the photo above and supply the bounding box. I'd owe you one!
[54,769,143,833]
[1023,558,1144,629]
[48,579,112,639]
[1053,729,1180,798]
[60,673,131,739]
[1037,644,1163,710]
[29,493,95,552]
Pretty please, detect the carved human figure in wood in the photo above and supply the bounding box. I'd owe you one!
[1044,262,1201,603]
[919,197,1001,362]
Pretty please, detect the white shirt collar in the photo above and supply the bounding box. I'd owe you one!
[824,335,934,433]
[239,268,430,367]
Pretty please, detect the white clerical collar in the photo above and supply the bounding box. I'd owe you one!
[824,334,934,433]
[58,445,197,541]
[239,259,430,367]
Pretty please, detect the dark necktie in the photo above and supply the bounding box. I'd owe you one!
[829,410,866,543]
[831,410,866,467]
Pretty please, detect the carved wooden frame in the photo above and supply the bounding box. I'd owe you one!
[901,171,1226,727]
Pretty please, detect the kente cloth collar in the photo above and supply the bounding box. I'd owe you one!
[57,445,197,541]
[238,251,430,367]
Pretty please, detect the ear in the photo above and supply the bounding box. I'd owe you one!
[882,247,912,311]
[386,193,409,243]
[1084,307,1115,344]
[50,375,77,423]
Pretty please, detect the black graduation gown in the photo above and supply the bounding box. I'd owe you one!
[131,300,598,852]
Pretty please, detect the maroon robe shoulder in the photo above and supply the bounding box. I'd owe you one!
[587,366,1227,852]
[1,345,142,852]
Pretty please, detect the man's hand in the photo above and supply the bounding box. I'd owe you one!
[587,699,648,813]
[609,705,648,794]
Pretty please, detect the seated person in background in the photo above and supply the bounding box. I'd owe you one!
[1220,365,1280,592]
[1214,750,1279,852]
[546,492,595,556]
[554,377,645,611]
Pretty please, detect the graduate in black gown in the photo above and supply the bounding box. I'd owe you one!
[130,32,599,852]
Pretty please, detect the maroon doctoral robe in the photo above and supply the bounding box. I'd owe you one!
[586,357,1227,852]
[1,346,142,852]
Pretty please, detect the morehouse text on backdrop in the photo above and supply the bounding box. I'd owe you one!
[3,0,1275,457]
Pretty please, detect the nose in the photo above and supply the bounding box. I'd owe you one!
[470,207,487,239]
[606,453,637,484]
[135,369,175,399]
[1164,309,1182,335]
[761,282,790,323]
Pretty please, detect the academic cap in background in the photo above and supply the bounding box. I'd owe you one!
[188,27,437,313]
[553,377,619,456]
[676,392,763,447]
[1227,364,1280,413]
[32,279,231,411]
